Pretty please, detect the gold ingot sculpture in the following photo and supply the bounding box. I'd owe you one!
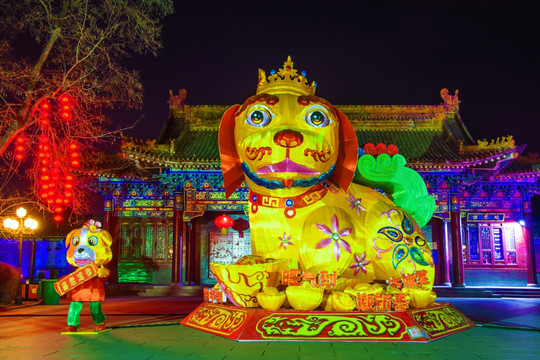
[402,287,437,308]
[285,281,324,311]
[210,259,288,308]
[256,286,287,311]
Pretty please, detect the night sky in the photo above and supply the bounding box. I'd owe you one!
[125,2,539,155]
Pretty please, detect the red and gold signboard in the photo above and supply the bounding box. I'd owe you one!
[54,263,98,296]
[411,304,474,339]
[181,302,474,342]
[183,303,248,338]
[22,284,39,300]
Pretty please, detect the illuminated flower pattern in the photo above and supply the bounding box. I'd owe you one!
[315,215,351,261]
[373,211,431,272]
[346,192,365,215]
[349,252,371,276]
[278,233,293,249]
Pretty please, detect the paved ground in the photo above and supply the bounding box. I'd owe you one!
[0,296,539,360]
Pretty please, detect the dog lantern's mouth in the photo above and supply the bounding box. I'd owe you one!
[256,158,320,175]
[74,259,93,266]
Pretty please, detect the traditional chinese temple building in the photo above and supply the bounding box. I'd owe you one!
[93,89,539,288]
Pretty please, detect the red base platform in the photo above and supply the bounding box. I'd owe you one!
[181,302,475,342]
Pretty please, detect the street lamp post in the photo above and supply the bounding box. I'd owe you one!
[3,207,38,277]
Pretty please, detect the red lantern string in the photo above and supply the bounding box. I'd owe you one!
[59,95,71,121]
[68,142,80,168]
[14,136,26,161]
[25,95,80,224]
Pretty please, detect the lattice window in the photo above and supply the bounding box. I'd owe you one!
[167,225,173,262]
[480,226,492,264]
[156,225,165,259]
[118,219,172,264]
[120,225,130,260]
[132,224,142,259]
[504,226,517,264]
[466,223,518,266]
[144,224,154,258]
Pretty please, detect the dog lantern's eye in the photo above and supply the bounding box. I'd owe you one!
[72,236,80,246]
[306,110,329,128]
[88,236,99,247]
[246,109,271,127]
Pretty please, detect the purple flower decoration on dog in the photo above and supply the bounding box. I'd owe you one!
[346,192,365,216]
[279,233,293,249]
[349,252,371,276]
[315,215,352,261]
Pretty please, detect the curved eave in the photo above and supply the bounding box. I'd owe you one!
[123,149,220,170]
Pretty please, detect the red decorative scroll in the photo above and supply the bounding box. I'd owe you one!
[54,263,98,296]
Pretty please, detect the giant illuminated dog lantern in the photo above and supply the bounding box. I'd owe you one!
[217,57,436,308]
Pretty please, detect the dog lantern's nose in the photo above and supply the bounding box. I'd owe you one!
[274,129,303,148]
[77,248,84,253]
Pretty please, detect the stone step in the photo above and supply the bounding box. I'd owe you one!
[434,286,540,298]
[104,284,206,297]
[434,286,499,298]
[490,288,540,298]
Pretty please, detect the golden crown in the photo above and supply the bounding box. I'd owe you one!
[256,56,317,96]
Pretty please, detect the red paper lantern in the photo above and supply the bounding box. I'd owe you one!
[232,218,249,238]
[215,214,234,235]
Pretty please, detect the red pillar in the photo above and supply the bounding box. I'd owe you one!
[103,197,113,232]
[523,200,538,286]
[188,218,198,285]
[450,194,465,287]
[103,197,119,284]
[172,209,184,284]
[429,217,450,286]
[443,220,452,286]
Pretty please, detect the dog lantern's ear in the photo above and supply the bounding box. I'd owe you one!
[219,104,244,198]
[330,107,358,192]
[65,229,78,248]
[99,230,113,247]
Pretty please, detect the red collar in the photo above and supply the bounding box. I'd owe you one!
[249,181,336,218]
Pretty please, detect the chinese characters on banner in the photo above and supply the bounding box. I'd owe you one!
[282,269,338,288]
[386,270,430,289]
[204,287,226,304]
[357,293,410,312]
[54,263,98,296]
[280,269,432,312]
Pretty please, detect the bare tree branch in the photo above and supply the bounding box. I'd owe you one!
[0,0,174,218]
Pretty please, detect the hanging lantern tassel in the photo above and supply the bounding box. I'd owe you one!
[215,214,234,235]
[232,218,249,238]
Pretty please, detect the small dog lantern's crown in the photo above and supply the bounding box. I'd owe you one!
[256,56,317,96]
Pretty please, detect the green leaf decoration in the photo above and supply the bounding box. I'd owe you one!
[354,153,436,228]
[410,246,429,266]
